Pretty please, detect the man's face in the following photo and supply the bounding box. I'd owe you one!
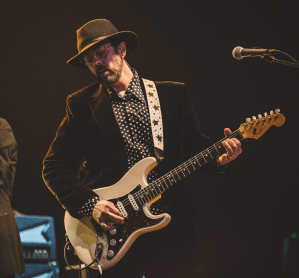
[83,40,124,86]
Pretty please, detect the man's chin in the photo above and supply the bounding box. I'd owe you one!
[97,74,116,86]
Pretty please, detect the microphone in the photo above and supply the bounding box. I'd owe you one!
[232,46,281,60]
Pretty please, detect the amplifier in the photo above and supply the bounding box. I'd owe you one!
[15,215,57,262]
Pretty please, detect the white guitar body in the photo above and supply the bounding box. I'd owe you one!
[64,157,171,270]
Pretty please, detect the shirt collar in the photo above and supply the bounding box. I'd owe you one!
[106,69,146,104]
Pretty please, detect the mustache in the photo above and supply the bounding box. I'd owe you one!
[96,65,110,74]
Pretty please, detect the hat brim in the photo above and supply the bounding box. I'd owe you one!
[67,31,139,68]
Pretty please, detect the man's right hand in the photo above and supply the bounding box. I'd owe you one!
[92,200,124,230]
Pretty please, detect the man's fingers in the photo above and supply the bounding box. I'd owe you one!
[224,128,232,137]
[92,200,125,227]
[232,138,242,153]
[106,211,124,223]
[218,153,229,164]
[222,140,234,158]
[100,221,116,231]
[107,205,123,217]
[222,138,242,160]
[98,212,124,230]
[218,128,242,165]
[227,138,241,156]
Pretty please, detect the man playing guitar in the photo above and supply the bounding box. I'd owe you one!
[43,19,241,278]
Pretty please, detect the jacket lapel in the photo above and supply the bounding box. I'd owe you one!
[89,85,128,174]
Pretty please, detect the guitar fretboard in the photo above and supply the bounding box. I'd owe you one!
[133,129,244,206]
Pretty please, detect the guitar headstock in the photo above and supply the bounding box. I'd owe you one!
[239,109,285,139]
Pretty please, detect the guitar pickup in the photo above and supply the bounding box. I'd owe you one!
[128,194,139,211]
[117,201,128,218]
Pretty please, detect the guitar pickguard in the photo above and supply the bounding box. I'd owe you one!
[96,186,164,261]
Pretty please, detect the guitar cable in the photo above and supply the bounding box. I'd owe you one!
[78,257,82,278]
[64,233,103,274]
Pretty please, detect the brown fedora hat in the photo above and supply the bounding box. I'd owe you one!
[67,19,139,68]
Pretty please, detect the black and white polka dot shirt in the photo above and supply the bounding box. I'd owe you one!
[107,70,157,175]
[78,70,161,216]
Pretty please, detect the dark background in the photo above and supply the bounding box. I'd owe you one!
[1,0,298,277]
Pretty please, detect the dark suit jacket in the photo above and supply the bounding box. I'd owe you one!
[0,119,25,278]
[43,79,217,218]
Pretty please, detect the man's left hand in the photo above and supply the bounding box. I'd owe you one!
[217,128,242,165]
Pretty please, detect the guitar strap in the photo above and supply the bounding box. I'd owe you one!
[142,79,164,162]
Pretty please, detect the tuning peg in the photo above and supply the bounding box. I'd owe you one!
[264,112,268,117]
[246,118,251,122]
[270,110,274,115]
[258,114,262,119]
[275,109,280,113]
[252,116,257,120]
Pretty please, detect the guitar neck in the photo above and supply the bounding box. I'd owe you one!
[135,129,244,205]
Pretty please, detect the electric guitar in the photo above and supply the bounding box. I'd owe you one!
[64,110,285,271]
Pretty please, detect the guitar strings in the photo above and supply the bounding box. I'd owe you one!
[120,128,244,209]
[121,125,265,211]
[121,128,245,210]
[130,129,243,204]
[120,117,276,211]
[121,128,244,209]
[123,122,273,210]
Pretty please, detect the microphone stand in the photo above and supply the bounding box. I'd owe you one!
[261,55,299,69]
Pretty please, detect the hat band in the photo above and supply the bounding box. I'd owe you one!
[79,35,109,52]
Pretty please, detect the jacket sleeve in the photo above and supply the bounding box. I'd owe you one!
[181,85,232,174]
[42,96,98,218]
[0,119,18,198]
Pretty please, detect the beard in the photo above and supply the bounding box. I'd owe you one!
[96,60,123,86]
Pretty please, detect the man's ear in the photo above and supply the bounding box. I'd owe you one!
[118,41,127,57]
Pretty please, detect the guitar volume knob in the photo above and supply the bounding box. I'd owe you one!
[107,250,114,257]
[110,239,116,246]
[110,229,116,235]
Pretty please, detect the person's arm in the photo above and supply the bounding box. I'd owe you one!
[42,96,98,218]
[42,96,124,226]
